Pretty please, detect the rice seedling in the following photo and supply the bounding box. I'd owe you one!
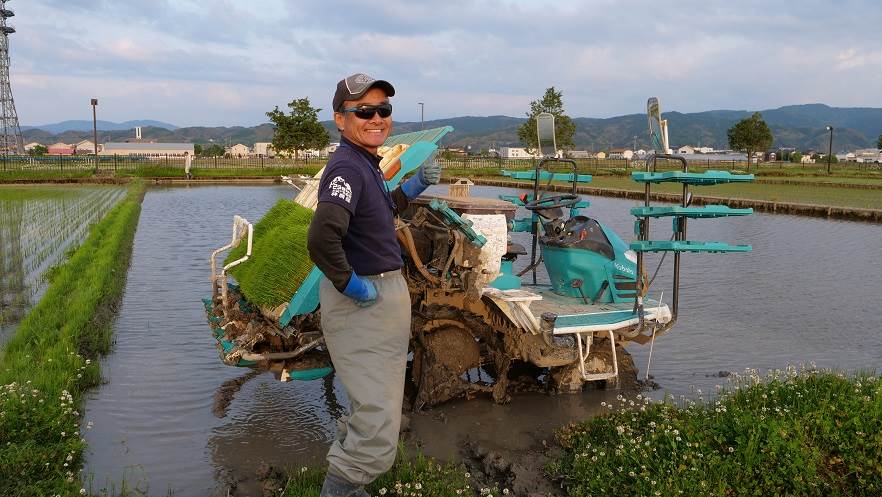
[0,181,143,496]
[223,199,315,308]
[0,186,127,332]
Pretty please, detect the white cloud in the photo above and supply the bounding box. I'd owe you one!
[9,0,882,125]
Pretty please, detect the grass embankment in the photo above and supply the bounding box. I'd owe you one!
[0,166,323,181]
[585,176,882,210]
[550,368,882,496]
[458,172,882,211]
[0,181,144,496]
[267,368,881,496]
[275,446,499,497]
[117,165,322,178]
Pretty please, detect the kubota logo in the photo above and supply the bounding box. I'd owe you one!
[614,262,635,275]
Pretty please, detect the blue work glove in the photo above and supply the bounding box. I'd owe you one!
[400,152,440,199]
[342,272,377,307]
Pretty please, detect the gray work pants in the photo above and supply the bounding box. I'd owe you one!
[319,270,411,486]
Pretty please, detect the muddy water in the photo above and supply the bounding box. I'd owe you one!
[81,186,346,496]
[82,184,882,496]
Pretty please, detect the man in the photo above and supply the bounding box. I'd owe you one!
[307,73,441,497]
[184,151,193,179]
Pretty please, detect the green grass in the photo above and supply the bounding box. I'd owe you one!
[0,185,84,200]
[549,367,882,497]
[585,176,882,209]
[0,181,144,497]
[224,199,315,308]
[276,445,499,497]
[758,176,882,186]
[115,166,322,178]
[0,169,94,181]
[470,173,882,210]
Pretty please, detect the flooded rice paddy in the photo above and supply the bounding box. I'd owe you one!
[2,183,879,495]
[0,185,127,345]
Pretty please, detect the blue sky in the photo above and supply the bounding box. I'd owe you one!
[10,0,882,127]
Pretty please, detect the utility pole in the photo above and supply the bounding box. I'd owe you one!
[418,102,424,130]
[827,126,833,174]
[825,125,834,174]
[91,98,98,173]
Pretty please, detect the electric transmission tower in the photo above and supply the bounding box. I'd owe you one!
[0,0,23,155]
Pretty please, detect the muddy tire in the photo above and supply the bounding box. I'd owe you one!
[412,320,485,409]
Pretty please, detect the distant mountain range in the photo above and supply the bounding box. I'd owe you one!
[22,119,178,133]
[21,104,882,152]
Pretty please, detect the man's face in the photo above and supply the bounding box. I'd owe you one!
[334,87,392,154]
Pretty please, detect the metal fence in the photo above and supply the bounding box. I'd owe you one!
[0,154,329,173]
[436,156,755,171]
[1,153,875,175]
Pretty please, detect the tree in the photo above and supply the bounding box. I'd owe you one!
[193,143,203,156]
[790,151,802,163]
[202,143,225,157]
[727,112,773,171]
[27,144,48,157]
[517,87,576,154]
[266,97,330,159]
[814,153,838,164]
[877,134,882,149]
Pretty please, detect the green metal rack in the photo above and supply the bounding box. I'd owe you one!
[630,205,753,219]
[630,240,752,253]
[631,170,754,185]
[501,169,593,183]
[631,154,754,319]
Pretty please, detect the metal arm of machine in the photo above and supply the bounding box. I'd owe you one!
[395,221,442,285]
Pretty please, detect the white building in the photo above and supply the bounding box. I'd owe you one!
[608,148,634,160]
[251,142,275,157]
[228,143,250,158]
[566,150,592,159]
[74,140,98,154]
[101,142,194,157]
[323,142,340,156]
[853,149,882,163]
[24,142,42,151]
[677,145,695,155]
[498,147,540,159]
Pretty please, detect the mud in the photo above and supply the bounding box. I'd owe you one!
[406,386,636,497]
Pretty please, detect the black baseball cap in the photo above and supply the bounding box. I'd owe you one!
[332,73,395,112]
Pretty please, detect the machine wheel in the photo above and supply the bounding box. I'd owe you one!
[409,303,513,409]
[412,321,487,409]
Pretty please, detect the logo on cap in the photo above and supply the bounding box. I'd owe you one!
[346,74,374,94]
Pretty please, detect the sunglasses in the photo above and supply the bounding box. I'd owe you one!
[340,103,393,119]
